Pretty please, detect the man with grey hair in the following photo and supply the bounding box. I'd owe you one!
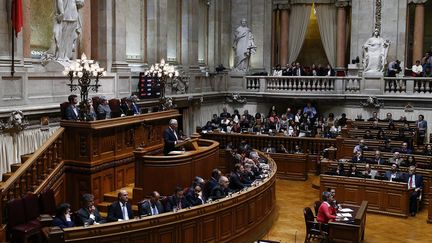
[76,193,105,225]
[210,176,230,200]
[163,119,182,155]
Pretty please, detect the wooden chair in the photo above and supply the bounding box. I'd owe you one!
[60,102,69,120]
[7,197,41,243]
[314,200,322,216]
[109,98,122,118]
[303,207,327,243]
[39,189,56,216]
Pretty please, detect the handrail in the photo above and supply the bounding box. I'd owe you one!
[0,127,65,223]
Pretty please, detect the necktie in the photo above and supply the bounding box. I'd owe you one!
[410,175,415,189]
[122,204,129,220]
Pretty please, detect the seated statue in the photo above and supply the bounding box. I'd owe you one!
[362,29,390,74]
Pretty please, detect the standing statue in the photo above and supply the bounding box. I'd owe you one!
[233,18,257,72]
[362,29,390,73]
[53,0,84,61]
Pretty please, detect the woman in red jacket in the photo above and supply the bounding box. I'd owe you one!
[317,191,337,224]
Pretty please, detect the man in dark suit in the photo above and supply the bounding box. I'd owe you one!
[186,185,205,206]
[404,166,423,216]
[210,176,230,200]
[76,194,105,226]
[65,94,80,120]
[139,191,164,216]
[219,107,231,119]
[229,163,248,191]
[163,119,183,155]
[369,150,387,165]
[165,187,190,212]
[107,190,133,222]
[384,164,402,182]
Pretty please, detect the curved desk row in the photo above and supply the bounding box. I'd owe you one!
[46,151,277,243]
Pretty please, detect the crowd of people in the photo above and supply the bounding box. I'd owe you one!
[202,104,348,139]
[65,94,141,121]
[271,62,335,77]
[52,141,271,228]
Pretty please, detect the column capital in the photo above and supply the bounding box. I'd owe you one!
[335,0,351,8]
[273,0,290,10]
[409,0,428,4]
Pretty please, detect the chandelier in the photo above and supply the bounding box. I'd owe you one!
[144,58,179,98]
[63,53,106,120]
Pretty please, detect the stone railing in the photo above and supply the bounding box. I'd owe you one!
[245,76,432,97]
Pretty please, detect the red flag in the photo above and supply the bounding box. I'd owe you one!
[11,0,23,37]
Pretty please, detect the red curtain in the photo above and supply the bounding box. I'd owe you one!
[11,0,23,37]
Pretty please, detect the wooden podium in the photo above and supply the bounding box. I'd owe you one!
[328,201,368,243]
[133,138,220,199]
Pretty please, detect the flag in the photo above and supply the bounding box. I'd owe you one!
[11,0,23,37]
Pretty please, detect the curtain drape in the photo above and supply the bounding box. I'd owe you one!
[0,127,58,180]
[288,4,312,64]
[315,4,337,67]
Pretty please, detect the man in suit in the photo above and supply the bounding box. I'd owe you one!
[405,166,423,216]
[389,152,405,166]
[369,150,387,165]
[210,176,230,200]
[76,193,105,226]
[204,169,221,199]
[229,163,249,191]
[163,119,183,155]
[186,185,205,206]
[384,164,402,182]
[367,111,379,121]
[65,94,80,120]
[219,107,231,119]
[165,187,190,212]
[120,96,140,116]
[139,191,164,216]
[352,151,366,163]
[362,163,378,179]
[107,189,133,222]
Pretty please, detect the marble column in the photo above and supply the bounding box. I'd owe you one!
[279,5,290,66]
[80,0,91,58]
[22,0,31,61]
[111,0,130,72]
[335,0,349,69]
[412,0,427,63]
[181,0,199,69]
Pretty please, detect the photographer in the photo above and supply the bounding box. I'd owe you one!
[387,60,401,77]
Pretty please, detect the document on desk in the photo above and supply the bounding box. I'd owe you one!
[340,213,352,217]
[339,208,354,213]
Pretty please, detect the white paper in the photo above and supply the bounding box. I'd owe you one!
[341,213,352,217]
[339,208,354,213]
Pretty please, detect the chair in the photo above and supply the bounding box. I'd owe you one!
[60,102,69,120]
[313,201,322,217]
[303,207,327,243]
[7,198,41,243]
[39,189,56,216]
[109,98,122,118]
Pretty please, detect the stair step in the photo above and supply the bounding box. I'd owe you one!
[103,187,134,202]
[10,163,22,173]
[21,153,33,163]
[2,173,13,182]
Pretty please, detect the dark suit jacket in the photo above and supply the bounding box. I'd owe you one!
[107,201,133,222]
[186,193,204,206]
[210,185,229,200]
[404,174,424,189]
[139,200,164,216]
[351,156,366,163]
[369,157,387,165]
[53,216,75,228]
[163,127,178,155]
[76,207,104,226]
[65,105,80,120]
[229,172,245,191]
[384,171,402,181]
[165,196,190,212]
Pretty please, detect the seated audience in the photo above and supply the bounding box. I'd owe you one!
[140,191,164,216]
[220,107,231,119]
[376,129,387,140]
[382,112,393,123]
[369,120,381,130]
[303,102,317,121]
[210,176,230,200]
[337,113,348,127]
[282,64,293,76]
[424,144,432,156]
[403,155,416,167]
[363,130,374,139]
[205,169,221,198]
[326,64,335,76]
[86,98,97,121]
[353,139,368,153]
[231,109,241,122]
[412,60,423,77]
[362,163,378,179]
[367,111,379,121]
[186,185,205,206]
[317,191,337,224]
[404,166,423,216]
[387,59,401,77]
[352,151,366,163]
[262,142,276,153]
[229,163,248,191]
[65,94,80,120]
[332,163,346,176]
[369,150,387,165]
[396,142,412,154]
[387,122,396,130]
[107,189,133,222]
[53,203,75,228]
[348,164,362,177]
[272,64,283,76]
[293,144,304,154]
[384,164,402,182]
[120,96,140,116]
[76,193,104,226]
[165,187,190,212]
[389,152,405,166]
[294,62,305,76]
[97,96,112,120]
[380,139,393,152]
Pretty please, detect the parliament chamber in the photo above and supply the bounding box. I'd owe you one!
[2,0,432,242]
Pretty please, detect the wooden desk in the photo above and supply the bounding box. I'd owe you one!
[320,174,409,217]
[133,139,220,199]
[328,201,368,243]
[269,153,308,180]
[45,152,278,243]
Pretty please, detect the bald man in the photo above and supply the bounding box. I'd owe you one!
[107,189,133,222]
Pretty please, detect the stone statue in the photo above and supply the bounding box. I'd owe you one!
[233,18,257,72]
[53,0,84,61]
[362,29,390,74]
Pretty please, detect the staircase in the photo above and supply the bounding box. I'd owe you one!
[1,153,33,183]
[97,184,139,218]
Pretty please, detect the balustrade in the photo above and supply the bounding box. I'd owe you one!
[384,78,407,93]
[414,78,432,94]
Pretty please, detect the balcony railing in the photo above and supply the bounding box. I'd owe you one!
[245,76,432,96]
